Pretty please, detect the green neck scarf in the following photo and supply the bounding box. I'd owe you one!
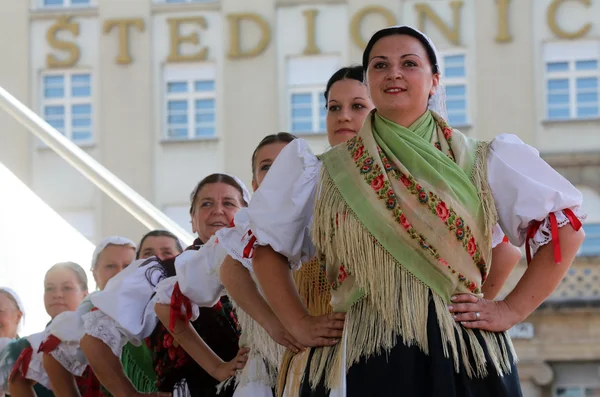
[318,109,492,306]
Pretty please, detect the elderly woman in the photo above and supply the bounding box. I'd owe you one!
[81,174,251,397]
[245,26,585,396]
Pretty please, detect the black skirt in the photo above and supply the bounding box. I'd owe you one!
[298,296,523,397]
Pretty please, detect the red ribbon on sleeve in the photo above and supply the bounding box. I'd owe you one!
[525,209,583,265]
[9,346,33,382]
[38,335,62,354]
[169,282,193,332]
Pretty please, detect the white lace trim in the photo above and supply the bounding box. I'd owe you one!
[48,341,87,377]
[24,351,52,389]
[82,310,128,358]
[529,209,587,256]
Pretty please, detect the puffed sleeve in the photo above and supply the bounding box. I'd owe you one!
[245,139,321,269]
[216,210,258,273]
[82,258,162,357]
[488,134,585,262]
[20,332,51,389]
[176,236,226,307]
[155,237,227,332]
[39,295,95,376]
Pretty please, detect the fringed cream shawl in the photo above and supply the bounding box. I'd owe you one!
[303,110,516,390]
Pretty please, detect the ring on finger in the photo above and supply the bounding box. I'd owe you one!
[475,312,480,320]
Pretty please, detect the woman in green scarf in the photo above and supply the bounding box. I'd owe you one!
[244,26,586,396]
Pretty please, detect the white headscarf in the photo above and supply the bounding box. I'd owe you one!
[91,236,137,271]
[0,287,25,334]
[228,174,252,206]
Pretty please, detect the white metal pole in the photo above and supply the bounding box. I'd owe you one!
[0,85,194,246]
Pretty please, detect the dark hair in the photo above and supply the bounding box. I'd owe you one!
[251,132,297,180]
[45,261,88,292]
[362,26,439,75]
[136,230,184,259]
[189,173,248,212]
[323,65,365,105]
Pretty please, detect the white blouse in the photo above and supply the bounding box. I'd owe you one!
[41,294,95,376]
[154,235,225,311]
[0,333,51,391]
[243,136,585,269]
[82,258,164,357]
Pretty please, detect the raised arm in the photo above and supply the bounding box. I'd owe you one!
[450,134,585,330]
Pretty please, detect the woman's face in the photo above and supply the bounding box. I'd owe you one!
[326,78,373,147]
[0,293,22,338]
[138,236,181,261]
[366,34,439,124]
[252,141,290,191]
[191,182,244,243]
[93,244,135,290]
[43,268,87,319]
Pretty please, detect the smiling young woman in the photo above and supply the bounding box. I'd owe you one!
[245,26,585,397]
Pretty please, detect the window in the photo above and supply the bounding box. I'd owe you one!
[578,223,600,257]
[156,0,214,3]
[287,56,339,134]
[440,53,468,126]
[164,65,216,140]
[555,386,600,396]
[39,0,92,8]
[289,89,326,133]
[41,71,93,143]
[545,42,600,120]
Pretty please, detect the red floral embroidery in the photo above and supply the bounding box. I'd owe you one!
[467,237,477,257]
[436,202,450,222]
[442,127,453,140]
[338,266,348,283]
[371,174,385,191]
[399,214,411,230]
[400,174,411,187]
[353,145,364,161]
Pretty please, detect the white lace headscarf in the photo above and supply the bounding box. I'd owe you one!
[91,236,137,271]
[361,25,448,121]
[0,287,25,334]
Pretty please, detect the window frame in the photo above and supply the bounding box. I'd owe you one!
[163,65,217,140]
[288,85,326,134]
[154,0,217,3]
[553,384,600,397]
[40,69,94,144]
[37,0,94,9]
[545,59,600,121]
[438,50,469,127]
